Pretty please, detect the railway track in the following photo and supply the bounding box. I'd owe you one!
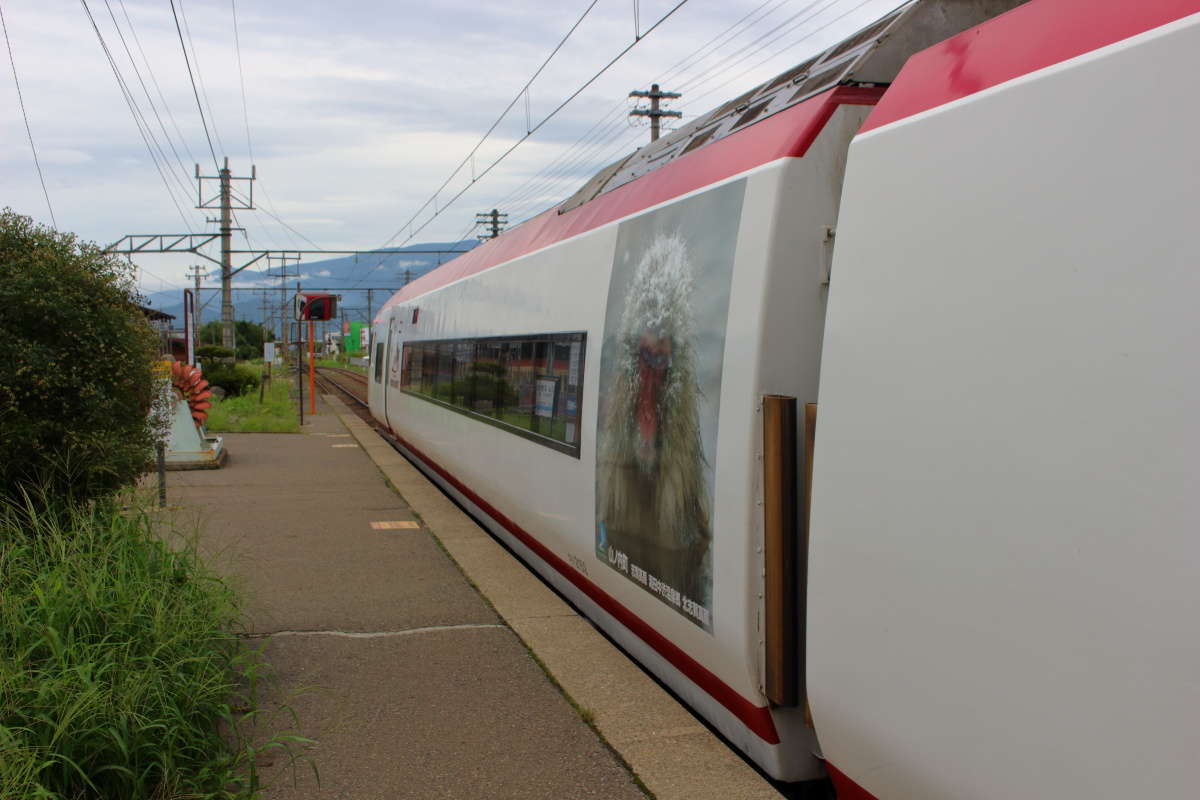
[313,366,373,424]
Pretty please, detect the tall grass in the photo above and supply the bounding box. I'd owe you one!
[205,376,299,433]
[0,495,285,798]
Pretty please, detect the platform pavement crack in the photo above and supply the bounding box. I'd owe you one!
[239,623,507,640]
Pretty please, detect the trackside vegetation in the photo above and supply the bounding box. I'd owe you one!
[0,209,159,506]
[205,374,299,433]
[0,498,278,798]
[0,210,301,798]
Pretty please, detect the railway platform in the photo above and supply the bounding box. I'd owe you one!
[165,392,785,799]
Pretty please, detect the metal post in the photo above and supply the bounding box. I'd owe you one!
[219,157,234,349]
[308,320,316,415]
[156,442,167,508]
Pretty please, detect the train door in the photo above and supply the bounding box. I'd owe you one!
[381,314,398,431]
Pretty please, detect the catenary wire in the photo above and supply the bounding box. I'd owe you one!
[169,0,218,170]
[1,0,56,228]
[177,0,227,159]
[367,0,694,274]
[80,0,197,230]
[101,0,196,198]
[372,0,602,254]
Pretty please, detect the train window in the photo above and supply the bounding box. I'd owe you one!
[373,342,384,383]
[399,332,586,457]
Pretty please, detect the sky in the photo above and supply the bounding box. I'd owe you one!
[1,0,905,296]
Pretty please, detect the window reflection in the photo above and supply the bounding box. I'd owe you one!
[399,332,585,456]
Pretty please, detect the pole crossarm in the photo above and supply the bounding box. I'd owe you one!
[106,234,222,266]
[230,252,269,276]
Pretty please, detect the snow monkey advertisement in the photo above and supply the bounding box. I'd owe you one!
[595,179,746,632]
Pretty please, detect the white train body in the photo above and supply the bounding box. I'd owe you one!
[368,1,1200,795]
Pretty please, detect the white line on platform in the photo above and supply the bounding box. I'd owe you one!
[242,624,506,640]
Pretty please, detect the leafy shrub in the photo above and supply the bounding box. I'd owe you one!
[196,344,234,360]
[202,362,261,397]
[0,210,159,505]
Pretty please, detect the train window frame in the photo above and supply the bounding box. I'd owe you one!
[399,331,586,458]
[373,340,384,383]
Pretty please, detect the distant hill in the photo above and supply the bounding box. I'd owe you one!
[141,240,478,326]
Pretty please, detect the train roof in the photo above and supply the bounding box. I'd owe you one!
[379,0,1188,317]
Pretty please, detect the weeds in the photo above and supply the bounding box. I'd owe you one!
[0,494,303,798]
[206,377,299,433]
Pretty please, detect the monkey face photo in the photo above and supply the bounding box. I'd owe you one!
[595,179,746,631]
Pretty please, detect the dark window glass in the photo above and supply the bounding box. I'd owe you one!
[374,342,384,383]
[399,332,585,457]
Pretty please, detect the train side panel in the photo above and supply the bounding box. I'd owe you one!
[366,99,867,777]
[809,12,1200,798]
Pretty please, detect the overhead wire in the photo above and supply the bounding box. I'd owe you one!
[177,0,227,159]
[472,0,806,230]
[679,0,879,113]
[1,0,56,228]
[100,0,196,201]
[367,0,695,280]
[79,0,196,230]
[116,0,198,168]
[372,0,604,254]
[168,0,218,170]
[230,0,253,163]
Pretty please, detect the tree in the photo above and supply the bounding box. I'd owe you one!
[0,209,160,505]
[198,319,271,360]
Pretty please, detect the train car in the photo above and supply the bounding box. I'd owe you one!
[369,0,1200,795]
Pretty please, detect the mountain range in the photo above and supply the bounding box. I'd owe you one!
[141,240,478,326]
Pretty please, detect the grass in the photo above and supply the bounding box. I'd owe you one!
[206,376,300,433]
[314,357,366,375]
[0,493,303,798]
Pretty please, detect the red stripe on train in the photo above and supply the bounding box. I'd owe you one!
[826,762,880,800]
[378,85,884,318]
[389,431,782,745]
[862,0,1199,133]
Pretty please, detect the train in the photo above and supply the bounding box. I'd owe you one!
[367,1,1200,796]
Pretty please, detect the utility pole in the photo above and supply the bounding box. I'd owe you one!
[629,83,682,143]
[196,158,256,349]
[186,264,205,340]
[268,252,301,355]
[475,208,508,240]
[366,289,373,327]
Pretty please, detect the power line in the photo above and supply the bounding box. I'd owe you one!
[373,0,602,254]
[371,0,694,264]
[116,0,198,169]
[169,0,218,170]
[230,0,253,163]
[177,0,227,158]
[1,0,56,228]
[79,0,196,229]
[100,0,195,198]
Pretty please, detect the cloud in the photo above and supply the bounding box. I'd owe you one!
[0,0,903,294]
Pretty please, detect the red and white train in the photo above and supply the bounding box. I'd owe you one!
[368,1,1200,796]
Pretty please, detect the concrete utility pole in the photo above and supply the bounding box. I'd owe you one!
[196,158,256,349]
[475,208,508,240]
[629,84,682,143]
[186,264,205,333]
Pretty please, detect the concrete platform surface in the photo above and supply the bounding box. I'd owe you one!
[169,397,645,799]
[326,397,785,800]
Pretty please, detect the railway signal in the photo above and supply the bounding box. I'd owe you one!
[294,292,337,321]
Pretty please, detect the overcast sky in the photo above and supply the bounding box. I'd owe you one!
[2,0,903,294]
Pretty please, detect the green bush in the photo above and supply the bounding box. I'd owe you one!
[0,495,280,798]
[0,210,159,505]
[201,363,261,397]
[196,344,234,360]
